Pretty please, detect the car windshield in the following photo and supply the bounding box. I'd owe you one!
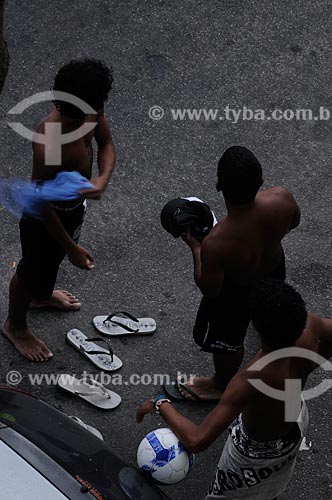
[0,388,170,500]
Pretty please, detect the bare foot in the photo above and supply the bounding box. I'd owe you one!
[2,320,53,362]
[178,376,223,401]
[30,290,81,311]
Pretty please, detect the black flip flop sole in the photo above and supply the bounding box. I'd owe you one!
[163,381,220,404]
[163,382,187,401]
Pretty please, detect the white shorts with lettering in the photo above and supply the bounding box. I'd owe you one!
[205,402,309,500]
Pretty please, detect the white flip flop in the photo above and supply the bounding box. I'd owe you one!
[66,329,123,371]
[57,375,121,410]
[69,415,104,440]
[93,311,156,336]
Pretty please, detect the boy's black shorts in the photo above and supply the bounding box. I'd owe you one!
[16,202,86,301]
[193,250,286,354]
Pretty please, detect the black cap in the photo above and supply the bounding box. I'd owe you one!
[160,198,214,240]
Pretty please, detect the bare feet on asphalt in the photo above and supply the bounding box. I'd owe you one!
[2,319,53,362]
[30,290,81,311]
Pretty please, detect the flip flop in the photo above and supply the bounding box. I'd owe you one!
[93,311,156,336]
[163,381,220,403]
[66,329,123,371]
[69,415,104,440]
[163,381,202,402]
[57,375,121,409]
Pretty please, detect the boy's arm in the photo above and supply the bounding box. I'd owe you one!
[137,375,254,453]
[182,230,224,298]
[0,1,9,93]
[289,194,301,230]
[199,237,225,297]
[274,187,301,232]
[32,141,94,270]
[86,112,116,200]
[316,316,332,360]
[298,313,332,365]
[42,207,94,269]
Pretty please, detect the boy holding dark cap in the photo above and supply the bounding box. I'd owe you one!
[164,146,300,401]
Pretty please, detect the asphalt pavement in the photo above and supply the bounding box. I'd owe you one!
[0,1,331,499]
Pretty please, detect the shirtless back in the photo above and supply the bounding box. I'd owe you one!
[241,312,320,441]
[204,186,301,287]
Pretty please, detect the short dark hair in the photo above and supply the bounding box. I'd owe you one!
[53,58,113,120]
[250,280,307,349]
[217,146,263,204]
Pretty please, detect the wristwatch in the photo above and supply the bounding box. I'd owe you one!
[152,394,172,414]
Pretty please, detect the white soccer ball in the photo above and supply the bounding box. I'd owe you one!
[137,428,194,485]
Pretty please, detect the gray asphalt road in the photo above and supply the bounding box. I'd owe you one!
[0,1,331,499]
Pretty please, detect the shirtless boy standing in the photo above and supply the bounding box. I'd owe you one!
[3,59,115,362]
[165,146,301,401]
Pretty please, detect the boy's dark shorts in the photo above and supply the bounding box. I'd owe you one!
[16,202,86,301]
[193,250,286,354]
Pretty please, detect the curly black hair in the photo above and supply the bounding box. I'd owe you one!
[249,280,307,349]
[217,146,263,204]
[53,58,113,120]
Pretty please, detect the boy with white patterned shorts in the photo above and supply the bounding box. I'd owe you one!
[137,280,332,499]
